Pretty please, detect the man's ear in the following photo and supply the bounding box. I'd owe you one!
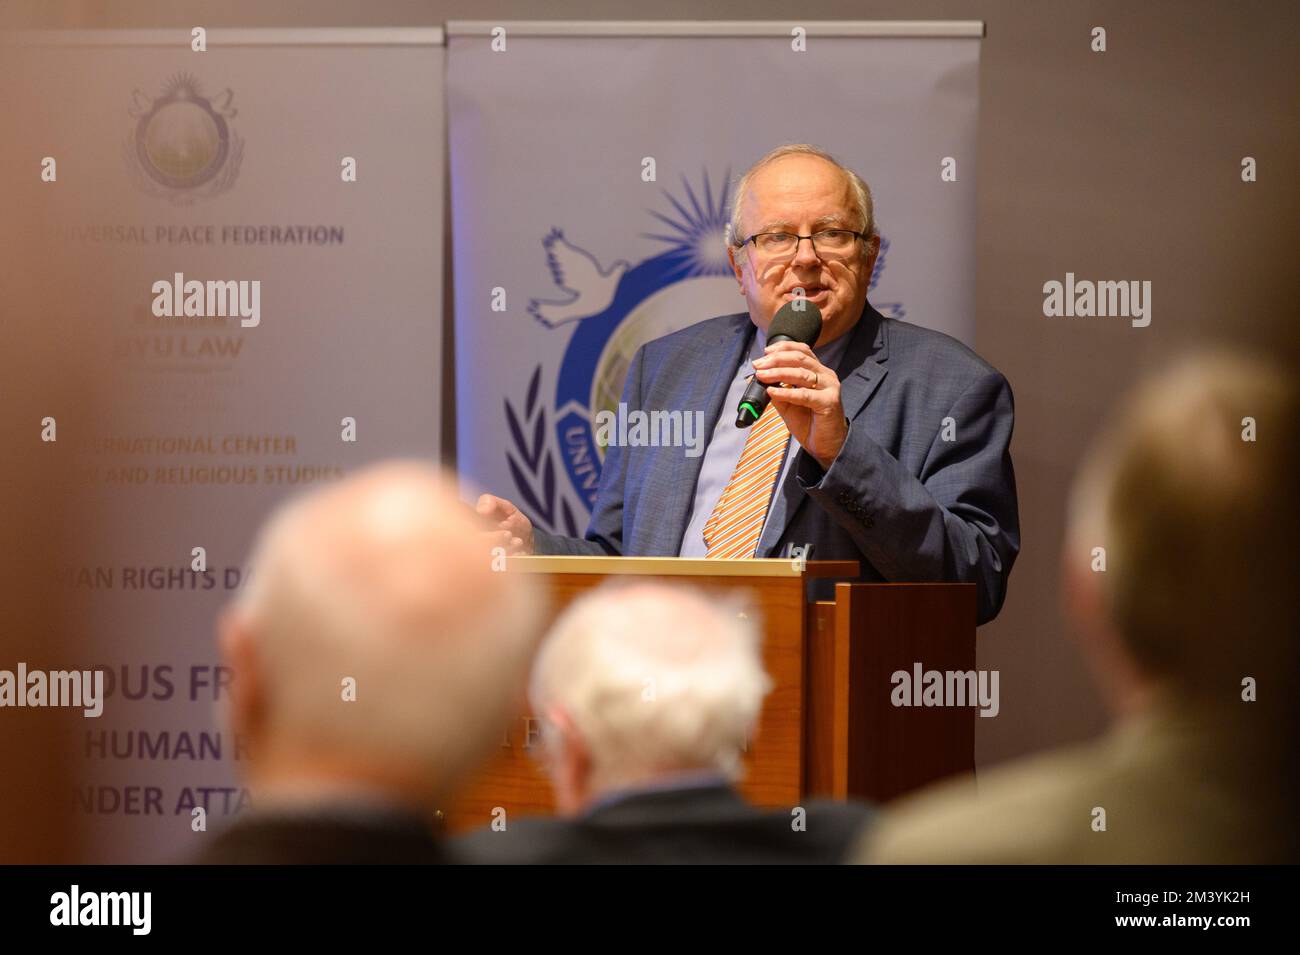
[727,245,745,290]
[218,608,264,743]
[862,236,881,278]
[1062,540,1108,649]
[542,704,591,814]
[1061,541,1137,713]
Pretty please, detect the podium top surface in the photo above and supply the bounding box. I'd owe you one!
[506,556,860,579]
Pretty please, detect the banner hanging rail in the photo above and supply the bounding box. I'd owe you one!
[445,21,985,38]
[2,23,983,46]
[0,27,446,46]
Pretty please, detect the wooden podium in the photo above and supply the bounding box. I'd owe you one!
[446,557,976,830]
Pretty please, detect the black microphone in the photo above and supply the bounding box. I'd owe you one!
[735,299,823,427]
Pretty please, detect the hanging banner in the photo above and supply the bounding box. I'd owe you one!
[3,28,445,862]
[447,21,982,534]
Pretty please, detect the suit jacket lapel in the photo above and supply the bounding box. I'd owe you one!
[836,304,890,421]
[757,304,890,556]
[653,313,755,554]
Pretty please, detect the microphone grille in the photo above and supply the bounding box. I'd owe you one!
[769,300,823,345]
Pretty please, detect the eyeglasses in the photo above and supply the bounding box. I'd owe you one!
[740,229,866,259]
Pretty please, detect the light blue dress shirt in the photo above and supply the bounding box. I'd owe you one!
[678,325,852,557]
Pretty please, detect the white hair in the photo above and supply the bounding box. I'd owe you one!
[726,143,879,261]
[530,582,772,786]
[232,463,544,790]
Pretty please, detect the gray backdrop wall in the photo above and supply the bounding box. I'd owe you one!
[8,0,1297,773]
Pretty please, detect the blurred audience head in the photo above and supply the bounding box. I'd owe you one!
[219,461,545,817]
[529,582,771,814]
[1064,350,1299,717]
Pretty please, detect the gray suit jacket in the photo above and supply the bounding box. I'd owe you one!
[856,699,1297,864]
[534,303,1020,623]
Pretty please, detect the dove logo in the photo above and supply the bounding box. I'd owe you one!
[527,229,630,329]
[125,73,243,203]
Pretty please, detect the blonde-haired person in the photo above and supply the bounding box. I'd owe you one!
[457,582,872,864]
[856,352,1299,864]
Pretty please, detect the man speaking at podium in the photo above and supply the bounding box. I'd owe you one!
[479,145,1020,624]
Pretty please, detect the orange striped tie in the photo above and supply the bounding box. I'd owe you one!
[702,404,790,559]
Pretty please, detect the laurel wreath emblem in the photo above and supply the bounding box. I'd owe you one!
[505,365,580,537]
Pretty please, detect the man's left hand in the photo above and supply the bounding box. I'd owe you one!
[752,341,847,470]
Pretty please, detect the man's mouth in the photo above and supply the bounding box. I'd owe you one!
[783,285,830,301]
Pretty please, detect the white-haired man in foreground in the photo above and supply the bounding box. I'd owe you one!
[196,462,545,864]
[456,582,872,864]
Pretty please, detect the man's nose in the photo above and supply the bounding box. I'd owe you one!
[791,236,822,268]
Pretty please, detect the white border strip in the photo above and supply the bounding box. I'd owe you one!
[0,27,445,46]
[446,21,984,38]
